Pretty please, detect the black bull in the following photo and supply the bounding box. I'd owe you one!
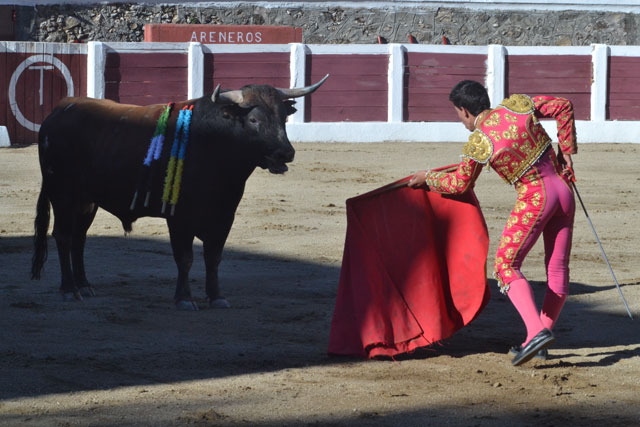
[31,76,329,310]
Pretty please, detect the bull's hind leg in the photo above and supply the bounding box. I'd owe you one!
[71,203,99,297]
[168,221,198,311]
[51,204,79,301]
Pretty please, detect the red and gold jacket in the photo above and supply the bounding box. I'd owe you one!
[426,94,577,193]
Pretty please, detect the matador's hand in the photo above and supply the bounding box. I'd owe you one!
[561,153,573,178]
[556,146,573,179]
[408,170,429,188]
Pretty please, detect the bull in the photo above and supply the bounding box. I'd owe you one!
[31,75,329,310]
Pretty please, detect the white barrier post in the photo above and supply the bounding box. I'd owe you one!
[188,42,204,99]
[487,44,506,106]
[591,43,609,122]
[0,126,11,147]
[388,44,406,123]
[87,41,105,99]
[289,43,308,123]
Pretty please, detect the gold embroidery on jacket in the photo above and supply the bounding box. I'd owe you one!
[500,94,535,114]
[522,211,535,225]
[514,200,527,213]
[505,248,515,260]
[503,124,519,140]
[512,230,524,244]
[484,113,501,127]
[462,131,493,164]
[531,192,541,207]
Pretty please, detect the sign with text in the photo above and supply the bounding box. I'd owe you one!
[144,24,302,44]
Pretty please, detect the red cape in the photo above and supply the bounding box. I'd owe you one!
[328,174,490,358]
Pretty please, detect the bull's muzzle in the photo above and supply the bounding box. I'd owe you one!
[264,145,295,174]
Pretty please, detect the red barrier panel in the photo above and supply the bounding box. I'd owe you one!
[405,52,487,122]
[305,54,388,122]
[506,55,591,120]
[1,45,86,145]
[104,52,188,105]
[607,56,640,120]
[205,52,290,94]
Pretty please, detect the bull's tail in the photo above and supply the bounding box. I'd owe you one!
[31,184,50,280]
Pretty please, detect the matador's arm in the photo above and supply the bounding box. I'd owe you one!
[425,157,484,195]
[532,95,577,154]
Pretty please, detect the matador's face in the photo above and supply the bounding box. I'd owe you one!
[454,106,476,132]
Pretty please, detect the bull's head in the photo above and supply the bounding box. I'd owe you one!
[211,75,329,174]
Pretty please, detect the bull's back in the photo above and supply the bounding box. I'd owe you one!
[39,98,168,212]
[42,97,162,145]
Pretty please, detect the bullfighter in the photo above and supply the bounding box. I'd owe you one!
[408,80,577,366]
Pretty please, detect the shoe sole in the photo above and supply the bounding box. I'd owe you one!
[508,348,548,360]
[512,335,555,366]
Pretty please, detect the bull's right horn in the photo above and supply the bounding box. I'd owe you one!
[211,84,244,105]
[277,74,330,99]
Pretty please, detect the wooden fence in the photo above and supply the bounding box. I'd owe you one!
[2,41,640,145]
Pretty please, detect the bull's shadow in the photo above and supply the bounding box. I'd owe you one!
[1,234,638,401]
[1,234,343,400]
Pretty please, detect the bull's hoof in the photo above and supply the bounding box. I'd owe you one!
[175,300,199,311]
[209,298,231,309]
[62,291,83,302]
[78,286,96,297]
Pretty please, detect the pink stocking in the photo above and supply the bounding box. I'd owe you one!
[540,289,567,330]
[507,278,544,345]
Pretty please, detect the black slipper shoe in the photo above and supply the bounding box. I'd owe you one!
[511,329,555,366]
[508,345,548,360]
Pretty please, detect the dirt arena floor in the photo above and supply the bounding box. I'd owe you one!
[0,142,639,426]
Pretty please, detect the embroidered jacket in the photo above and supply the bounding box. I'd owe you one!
[426,94,577,193]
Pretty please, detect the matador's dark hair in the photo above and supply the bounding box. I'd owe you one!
[449,80,491,116]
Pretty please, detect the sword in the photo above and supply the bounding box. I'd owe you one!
[568,167,633,319]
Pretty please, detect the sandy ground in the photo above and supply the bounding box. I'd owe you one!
[0,142,639,426]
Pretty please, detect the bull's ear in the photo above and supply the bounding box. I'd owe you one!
[284,100,297,116]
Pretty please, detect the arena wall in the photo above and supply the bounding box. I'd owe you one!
[10,2,640,46]
[2,41,640,145]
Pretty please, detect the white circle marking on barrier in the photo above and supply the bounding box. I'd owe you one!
[8,54,75,133]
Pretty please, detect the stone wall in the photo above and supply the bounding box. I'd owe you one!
[12,3,640,46]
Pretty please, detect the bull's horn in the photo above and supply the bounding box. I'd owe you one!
[277,74,330,99]
[211,84,244,105]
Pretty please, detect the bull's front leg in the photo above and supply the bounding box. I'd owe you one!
[167,220,197,311]
[203,238,230,308]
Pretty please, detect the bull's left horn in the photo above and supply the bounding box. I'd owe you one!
[277,74,329,99]
[211,84,244,105]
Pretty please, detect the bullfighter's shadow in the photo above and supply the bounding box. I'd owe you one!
[1,234,637,401]
[395,279,639,365]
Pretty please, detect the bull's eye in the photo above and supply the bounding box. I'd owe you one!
[249,117,258,124]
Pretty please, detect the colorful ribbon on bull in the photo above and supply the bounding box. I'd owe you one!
[162,105,194,216]
[130,102,174,211]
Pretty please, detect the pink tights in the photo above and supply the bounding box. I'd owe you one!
[509,278,567,344]
[503,153,574,345]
